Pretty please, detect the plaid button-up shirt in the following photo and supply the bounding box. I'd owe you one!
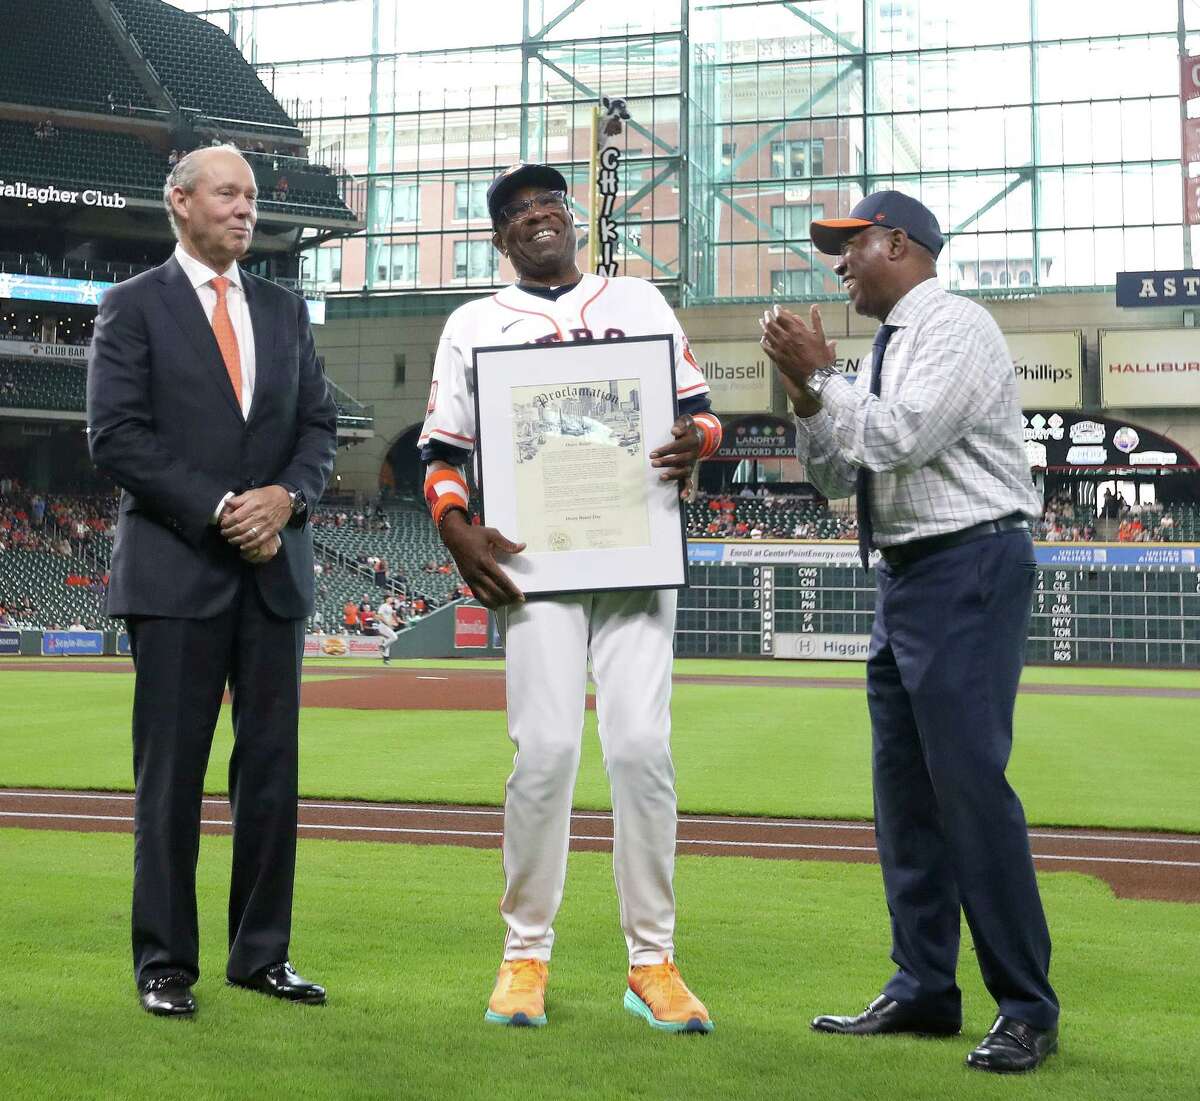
[795,277,1042,546]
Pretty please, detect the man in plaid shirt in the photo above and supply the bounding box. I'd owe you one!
[761,191,1058,1075]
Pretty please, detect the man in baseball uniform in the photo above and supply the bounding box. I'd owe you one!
[419,163,722,1033]
[375,594,399,664]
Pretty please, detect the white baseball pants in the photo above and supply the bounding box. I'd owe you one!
[376,622,398,655]
[498,588,678,966]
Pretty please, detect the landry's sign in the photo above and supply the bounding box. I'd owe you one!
[715,413,796,460]
[829,330,1081,407]
[0,179,127,208]
[691,341,772,413]
[0,338,89,362]
[1099,328,1200,408]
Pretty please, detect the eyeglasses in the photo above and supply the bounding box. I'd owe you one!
[497,190,568,224]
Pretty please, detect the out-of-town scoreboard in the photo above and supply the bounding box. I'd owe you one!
[676,544,1200,667]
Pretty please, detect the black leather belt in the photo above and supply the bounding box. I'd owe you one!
[878,513,1029,570]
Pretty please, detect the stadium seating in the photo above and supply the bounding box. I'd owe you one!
[0,119,168,200]
[0,358,87,413]
[110,0,297,129]
[0,548,117,631]
[686,494,856,540]
[0,0,150,113]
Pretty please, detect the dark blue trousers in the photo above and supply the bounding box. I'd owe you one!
[868,529,1059,1030]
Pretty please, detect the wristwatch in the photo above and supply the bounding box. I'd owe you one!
[805,365,840,398]
[282,485,307,518]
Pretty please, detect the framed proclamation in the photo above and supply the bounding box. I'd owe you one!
[472,334,688,597]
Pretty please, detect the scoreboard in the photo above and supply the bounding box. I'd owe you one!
[676,543,1200,667]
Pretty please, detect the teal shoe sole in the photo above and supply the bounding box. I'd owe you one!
[484,1009,547,1027]
[623,988,714,1034]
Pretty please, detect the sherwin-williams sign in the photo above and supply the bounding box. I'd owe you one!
[824,331,1080,407]
[692,342,772,412]
[1100,329,1200,408]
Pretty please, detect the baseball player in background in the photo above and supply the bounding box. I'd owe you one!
[419,163,723,1034]
[375,594,400,664]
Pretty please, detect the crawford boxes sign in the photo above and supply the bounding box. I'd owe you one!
[1099,329,1200,408]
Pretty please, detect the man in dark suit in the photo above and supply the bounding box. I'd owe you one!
[87,145,338,1018]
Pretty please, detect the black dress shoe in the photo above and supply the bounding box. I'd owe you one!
[966,1016,1058,1073]
[138,973,196,1017]
[811,994,961,1036]
[229,962,326,1005]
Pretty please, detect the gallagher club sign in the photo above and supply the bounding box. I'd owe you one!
[0,179,127,209]
[1116,270,1200,308]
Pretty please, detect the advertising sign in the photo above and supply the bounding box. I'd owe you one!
[303,634,383,657]
[454,605,490,649]
[826,331,1081,406]
[1099,329,1200,407]
[0,630,21,655]
[0,339,89,362]
[714,413,796,460]
[687,541,1199,568]
[775,632,871,661]
[1020,411,1194,469]
[41,630,103,656]
[1007,331,1082,408]
[691,342,772,412]
[1116,270,1200,307]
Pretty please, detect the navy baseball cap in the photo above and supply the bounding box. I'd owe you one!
[487,163,568,227]
[811,190,944,258]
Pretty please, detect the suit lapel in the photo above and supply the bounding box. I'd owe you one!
[242,273,276,424]
[156,257,243,420]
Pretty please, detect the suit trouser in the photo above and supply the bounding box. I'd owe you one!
[126,576,305,986]
[498,589,678,966]
[868,529,1059,1030]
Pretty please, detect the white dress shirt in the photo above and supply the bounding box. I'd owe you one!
[795,277,1043,546]
[174,244,259,523]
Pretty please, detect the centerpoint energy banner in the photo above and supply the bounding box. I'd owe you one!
[1100,328,1200,407]
[691,342,772,412]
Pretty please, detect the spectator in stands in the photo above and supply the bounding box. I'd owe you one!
[343,599,359,633]
[168,149,180,168]
[0,608,10,627]
[274,177,290,202]
[106,91,116,113]
[67,618,86,632]
[86,143,337,1018]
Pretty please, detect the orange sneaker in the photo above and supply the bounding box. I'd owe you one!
[625,960,713,1034]
[485,959,548,1027]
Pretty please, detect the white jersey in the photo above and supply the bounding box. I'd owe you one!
[419,274,709,455]
[376,602,398,628]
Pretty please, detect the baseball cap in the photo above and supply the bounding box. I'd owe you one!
[810,190,944,258]
[487,162,568,227]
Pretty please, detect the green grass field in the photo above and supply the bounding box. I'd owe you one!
[1,829,1197,1101]
[1,657,1196,1099]
[0,659,1196,830]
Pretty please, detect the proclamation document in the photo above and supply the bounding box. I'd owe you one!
[510,377,649,553]
[473,336,687,596]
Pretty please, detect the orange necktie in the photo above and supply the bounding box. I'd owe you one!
[210,275,243,408]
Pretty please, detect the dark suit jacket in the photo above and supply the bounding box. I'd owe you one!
[86,256,338,620]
